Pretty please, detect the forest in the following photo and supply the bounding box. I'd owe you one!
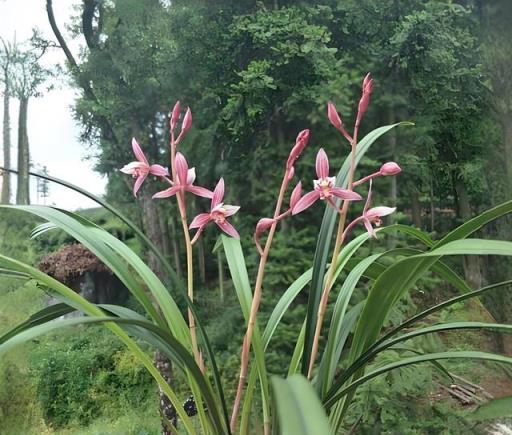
[1,1,512,434]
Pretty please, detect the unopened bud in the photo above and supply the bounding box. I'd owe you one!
[379,162,401,176]
[254,218,276,255]
[356,73,374,127]
[181,107,192,136]
[286,129,310,169]
[327,101,343,130]
[170,101,181,131]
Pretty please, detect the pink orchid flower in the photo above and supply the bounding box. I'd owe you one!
[189,178,240,239]
[292,148,362,215]
[120,138,169,197]
[152,152,213,199]
[351,181,395,238]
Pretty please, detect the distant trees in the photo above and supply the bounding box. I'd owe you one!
[0,34,52,205]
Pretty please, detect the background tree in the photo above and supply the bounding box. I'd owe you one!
[10,39,52,205]
[0,37,17,204]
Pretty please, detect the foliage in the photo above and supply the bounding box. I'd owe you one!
[30,327,155,428]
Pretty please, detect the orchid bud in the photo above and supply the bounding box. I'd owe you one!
[170,100,181,131]
[180,107,192,137]
[356,73,374,127]
[379,162,401,176]
[286,129,310,169]
[327,101,343,130]
[289,181,302,209]
[254,218,276,255]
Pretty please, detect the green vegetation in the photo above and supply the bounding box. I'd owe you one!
[1,0,512,434]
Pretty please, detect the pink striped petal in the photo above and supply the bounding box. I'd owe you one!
[175,152,189,185]
[363,218,376,238]
[223,205,240,217]
[121,161,147,174]
[187,185,214,198]
[132,138,148,165]
[330,187,362,201]
[152,185,181,199]
[149,164,169,177]
[133,173,148,197]
[211,178,225,208]
[181,107,192,135]
[216,220,239,238]
[315,148,329,179]
[289,181,302,209]
[189,213,211,229]
[292,190,320,215]
[366,206,396,219]
[327,101,343,130]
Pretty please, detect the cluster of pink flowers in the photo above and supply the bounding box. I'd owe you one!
[121,74,401,249]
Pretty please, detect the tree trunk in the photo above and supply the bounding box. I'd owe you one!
[140,188,178,434]
[1,81,11,204]
[16,96,30,205]
[454,179,482,289]
[411,191,422,228]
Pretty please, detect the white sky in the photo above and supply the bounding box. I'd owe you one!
[0,0,106,210]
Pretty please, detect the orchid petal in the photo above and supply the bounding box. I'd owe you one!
[315,148,329,179]
[152,185,181,199]
[330,187,362,201]
[149,164,169,177]
[363,218,376,238]
[327,101,343,130]
[223,205,240,217]
[133,173,148,197]
[211,178,225,208]
[189,213,211,229]
[175,152,189,185]
[292,190,320,215]
[216,220,239,238]
[186,168,196,185]
[289,181,302,209]
[120,161,147,174]
[132,138,148,165]
[366,206,396,219]
[187,185,214,198]
[170,100,181,131]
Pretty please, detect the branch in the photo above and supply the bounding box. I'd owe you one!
[46,0,118,143]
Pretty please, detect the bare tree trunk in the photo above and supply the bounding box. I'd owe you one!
[501,114,512,191]
[1,81,11,204]
[454,179,482,289]
[16,96,30,205]
[411,191,422,228]
[430,178,435,232]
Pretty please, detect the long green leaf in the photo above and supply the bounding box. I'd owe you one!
[272,375,333,435]
[302,122,414,375]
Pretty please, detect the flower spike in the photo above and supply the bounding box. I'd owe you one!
[120,138,169,197]
[292,148,362,215]
[356,73,374,128]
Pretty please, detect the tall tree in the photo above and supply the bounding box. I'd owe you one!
[10,43,52,205]
[0,38,17,204]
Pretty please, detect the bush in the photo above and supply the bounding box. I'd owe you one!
[30,326,156,428]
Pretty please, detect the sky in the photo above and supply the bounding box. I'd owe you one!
[0,0,107,210]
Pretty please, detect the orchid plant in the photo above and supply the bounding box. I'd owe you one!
[2,74,512,435]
